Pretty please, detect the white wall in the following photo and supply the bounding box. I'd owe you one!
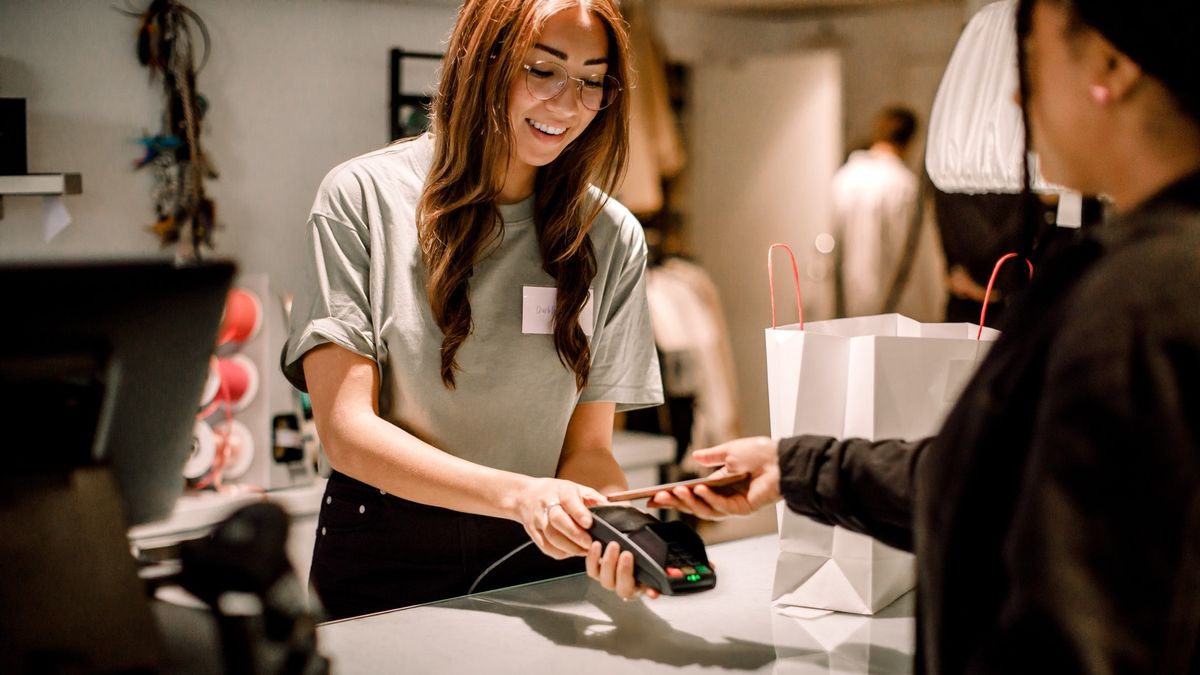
[688,51,843,438]
[0,0,458,413]
[652,1,965,170]
[649,1,966,435]
[965,0,998,19]
[1,0,967,434]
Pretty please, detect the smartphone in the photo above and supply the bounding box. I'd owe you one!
[605,472,751,502]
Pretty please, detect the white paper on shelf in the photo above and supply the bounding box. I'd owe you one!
[42,195,71,241]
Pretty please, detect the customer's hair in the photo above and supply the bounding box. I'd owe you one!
[871,106,918,150]
[1032,0,1200,123]
[1010,0,1200,256]
[418,0,632,390]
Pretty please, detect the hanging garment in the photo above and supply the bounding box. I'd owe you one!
[645,258,740,449]
[616,2,685,216]
[925,0,1064,195]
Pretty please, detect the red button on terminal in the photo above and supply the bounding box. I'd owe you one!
[666,567,683,578]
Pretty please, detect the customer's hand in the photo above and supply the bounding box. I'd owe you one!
[946,265,999,303]
[586,540,661,601]
[648,436,782,518]
[516,478,605,559]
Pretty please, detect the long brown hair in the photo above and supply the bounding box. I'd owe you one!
[418,0,632,390]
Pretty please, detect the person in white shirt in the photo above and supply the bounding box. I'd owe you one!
[832,106,921,317]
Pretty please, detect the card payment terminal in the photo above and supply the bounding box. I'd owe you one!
[587,505,716,595]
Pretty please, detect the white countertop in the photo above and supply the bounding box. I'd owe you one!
[317,534,916,674]
[127,479,327,549]
[611,429,675,469]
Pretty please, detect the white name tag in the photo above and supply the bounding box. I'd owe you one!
[522,286,594,336]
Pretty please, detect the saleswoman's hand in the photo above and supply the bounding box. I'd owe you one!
[516,477,606,559]
[586,540,661,601]
[648,436,782,518]
[515,478,656,600]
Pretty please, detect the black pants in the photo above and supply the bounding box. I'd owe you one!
[310,471,582,621]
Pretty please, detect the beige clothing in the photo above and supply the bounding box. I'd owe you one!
[833,149,943,319]
[645,258,740,448]
[615,1,685,215]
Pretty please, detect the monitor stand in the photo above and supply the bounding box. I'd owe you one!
[0,466,162,673]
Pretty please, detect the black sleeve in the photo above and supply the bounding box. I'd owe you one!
[777,434,931,552]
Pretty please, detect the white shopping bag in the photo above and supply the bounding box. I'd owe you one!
[765,245,1012,614]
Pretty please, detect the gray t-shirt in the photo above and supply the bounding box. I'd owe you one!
[283,134,663,479]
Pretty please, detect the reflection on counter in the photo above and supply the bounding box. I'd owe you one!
[772,595,914,674]
[317,534,915,674]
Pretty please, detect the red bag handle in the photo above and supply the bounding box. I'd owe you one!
[768,243,804,329]
[977,253,1034,339]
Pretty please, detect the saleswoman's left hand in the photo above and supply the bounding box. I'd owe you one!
[585,540,661,601]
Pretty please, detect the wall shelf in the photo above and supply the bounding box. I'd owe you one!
[390,49,441,141]
[0,173,81,219]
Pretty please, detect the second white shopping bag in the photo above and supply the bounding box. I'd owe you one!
[765,243,1003,614]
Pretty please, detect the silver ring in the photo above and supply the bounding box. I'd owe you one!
[544,502,561,519]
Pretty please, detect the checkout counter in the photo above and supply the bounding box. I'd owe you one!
[130,430,915,674]
[4,261,912,673]
[129,430,677,590]
[318,534,916,674]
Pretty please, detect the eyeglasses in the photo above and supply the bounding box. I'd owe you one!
[522,61,621,112]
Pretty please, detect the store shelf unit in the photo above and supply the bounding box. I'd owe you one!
[0,172,82,218]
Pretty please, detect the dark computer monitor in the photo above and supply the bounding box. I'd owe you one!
[0,258,235,523]
[0,258,235,672]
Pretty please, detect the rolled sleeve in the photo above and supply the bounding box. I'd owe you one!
[282,210,377,392]
[579,216,663,412]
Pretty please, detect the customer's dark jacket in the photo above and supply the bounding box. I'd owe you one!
[779,172,1200,674]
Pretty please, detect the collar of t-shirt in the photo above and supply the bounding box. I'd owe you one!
[497,196,534,225]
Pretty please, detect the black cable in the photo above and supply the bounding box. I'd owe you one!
[467,540,535,595]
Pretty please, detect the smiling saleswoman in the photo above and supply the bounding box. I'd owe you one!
[281,0,664,620]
